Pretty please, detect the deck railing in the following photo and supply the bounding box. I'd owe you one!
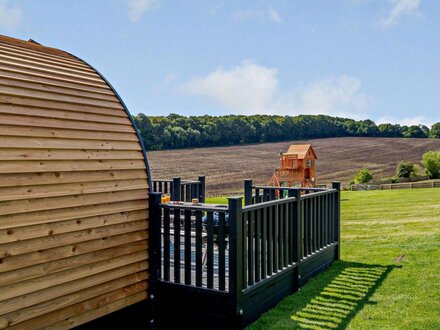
[149,181,341,329]
[151,176,206,203]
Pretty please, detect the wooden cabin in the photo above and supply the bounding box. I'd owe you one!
[270,144,317,187]
[0,35,151,329]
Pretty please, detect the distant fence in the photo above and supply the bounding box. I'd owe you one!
[350,184,381,191]
[149,181,341,328]
[351,180,440,191]
[152,176,206,202]
[381,180,440,190]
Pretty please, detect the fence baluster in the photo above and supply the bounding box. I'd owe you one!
[248,210,255,286]
[218,212,226,291]
[261,207,267,279]
[207,212,214,289]
[270,189,276,201]
[283,202,289,267]
[244,179,253,206]
[173,207,181,284]
[255,209,261,282]
[273,204,279,271]
[278,202,284,269]
[184,210,192,285]
[198,176,206,203]
[163,208,171,281]
[290,189,301,290]
[313,197,317,253]
[263,188,269,202]
[195,210,203,287]
[267,203,273,276]
[185,184,191,202]
[332,182,341,260]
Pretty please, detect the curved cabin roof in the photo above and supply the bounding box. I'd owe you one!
[0,35,150,328]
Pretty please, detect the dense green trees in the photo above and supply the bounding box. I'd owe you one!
[132,114,438,151]
[430,122,440,138]
[422,151,440,179]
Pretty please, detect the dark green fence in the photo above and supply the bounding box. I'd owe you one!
[149,181,341,329]
[152,176,206,203]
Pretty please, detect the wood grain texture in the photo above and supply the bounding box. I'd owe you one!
[0,36,150,328]
[0,273,148,328]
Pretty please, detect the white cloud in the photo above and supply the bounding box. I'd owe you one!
[127,0,158,22]
[234,7,282,23]
[294,76,368,119]
[377,115,434,127]
[381,0,420,28]
[180,60,368,118]
[268,8,282,23]
[181,60,278,113]
[0,0,22,29]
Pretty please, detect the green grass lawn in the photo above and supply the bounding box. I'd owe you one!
[209,188,440,329]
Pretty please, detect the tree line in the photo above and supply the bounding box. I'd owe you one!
[133,113,440,151]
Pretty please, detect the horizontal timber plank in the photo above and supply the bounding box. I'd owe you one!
[0,169,147,188]
[0,74,118,102]
[0,113,135,132]
[0,136,139,150]
[0,67,113,95]
[0,230,148,273]
[0,47,95,72]
[0,85,123,110]
[0,159,145,174]
[0,199,148,229]
[0,178,147,202]
[0,260,148,315]
[0,250,148,302]
[0,42,88,66]
[0,53,101,78]
[0,94,127,116]
[0,124,139,141]
[0,241,147,286]
[0,189,148,216]
[0,58,106,84]
[0,274,147,329]
[0,149,144,161]
[1,219,147,257]
[43,291,148,330]
[0,64,110,90]
[0,210,148,244]
[0,105,131,124]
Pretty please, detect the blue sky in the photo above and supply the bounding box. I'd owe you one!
[0,0,439,126]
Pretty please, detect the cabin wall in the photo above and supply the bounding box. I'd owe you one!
[0,37,150,329]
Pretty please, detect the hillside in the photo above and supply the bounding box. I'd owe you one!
[148,137,440,196]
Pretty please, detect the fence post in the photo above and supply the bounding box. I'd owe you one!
[198,176,206,203]
[289,189,302,290]
[191,182,197,202]
[171,177,181,201]
[228,196,244,324]
[244,179,253,206]
[332,182,341,261]
[148,192,162,326]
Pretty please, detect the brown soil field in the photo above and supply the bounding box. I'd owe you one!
[148,137,440,196]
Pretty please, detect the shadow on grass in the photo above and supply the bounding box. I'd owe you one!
[249,261,398,330]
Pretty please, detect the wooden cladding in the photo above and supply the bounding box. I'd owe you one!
[0,36,150,329]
